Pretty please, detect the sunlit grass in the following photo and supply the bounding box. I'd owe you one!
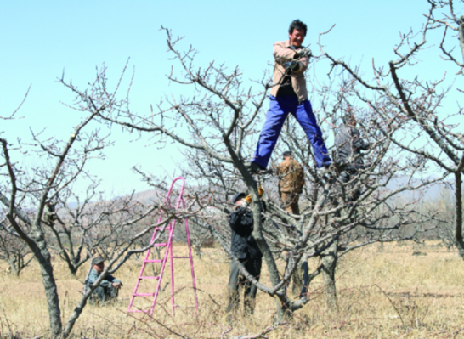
[0,241,463,338]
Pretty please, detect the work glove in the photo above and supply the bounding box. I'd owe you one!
[296,47,312,58]
[241,201,248,209]
[245,187,263,204]
[285,60,300,71]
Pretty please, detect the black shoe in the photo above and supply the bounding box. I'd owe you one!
[245,161,266,174]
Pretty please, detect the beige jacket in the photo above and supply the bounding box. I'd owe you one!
[277,159,304,194]
[270,40,309,102]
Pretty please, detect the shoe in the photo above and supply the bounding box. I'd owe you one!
[245,161,266,174]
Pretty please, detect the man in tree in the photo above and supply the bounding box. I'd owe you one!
[226,193,263,316]
[246,19,331,173]
[276,150,305,293]
[335,111,371,202]
[87,257,122,304]
[276,150,304,215]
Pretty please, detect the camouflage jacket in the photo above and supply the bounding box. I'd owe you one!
[276,159,304,194]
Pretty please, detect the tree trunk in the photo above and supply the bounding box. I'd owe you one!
[455,171,464,259]
[290,266,303,294]
[30,221,62,338]
[285,252,303,295]
[194,244,202,259]
[7,260,20,277]
[68,264,77,276]
[320,237,338,310]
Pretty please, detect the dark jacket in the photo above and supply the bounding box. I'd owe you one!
[335,126,370,168]
[229,207,263,259]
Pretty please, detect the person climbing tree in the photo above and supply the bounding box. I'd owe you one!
[246,19,331,173]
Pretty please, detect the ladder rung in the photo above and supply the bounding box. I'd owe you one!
[154,243,167,246]
[139,276,160,280]
[173,256,189,258]
[144,259,162,263]
[156,227,171,230]
[133,293,156,297]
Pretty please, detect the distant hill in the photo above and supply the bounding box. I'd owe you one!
[64,174,459,210]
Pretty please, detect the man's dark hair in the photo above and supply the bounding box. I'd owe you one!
[283,150,292,157]
[289,20,307,36]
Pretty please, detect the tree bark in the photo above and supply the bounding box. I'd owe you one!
[30,221,62,338]
[320,237,338,310]
[285,252,303,295]
[455,171,464,259]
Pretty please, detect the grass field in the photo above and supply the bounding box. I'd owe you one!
[1,241,464,338]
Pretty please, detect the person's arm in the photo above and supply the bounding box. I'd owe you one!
[229,207,252,232]
[105,274,122,285]
[351,128,370,151]
[88,270,112,288]
[274,42,297,64]
[293,54,309,73]
[87,270,98,285]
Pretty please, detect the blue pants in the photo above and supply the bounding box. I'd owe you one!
[252,95,331,168]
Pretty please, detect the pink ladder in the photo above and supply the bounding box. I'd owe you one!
[127,177,199,315]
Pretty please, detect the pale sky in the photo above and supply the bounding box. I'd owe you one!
[1,0,461,197]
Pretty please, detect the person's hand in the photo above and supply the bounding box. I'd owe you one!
[112,282,121,289]
[285,60,299,71]
[296,47,312,58]
[241,201,248,209]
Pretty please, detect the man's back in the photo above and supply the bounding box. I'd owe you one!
[228,208,262,259]
[335,126,369,165]
[277,159,304,194]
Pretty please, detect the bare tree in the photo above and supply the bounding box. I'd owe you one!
[0,73,196,338]
[319,0,464,259]
[0,218,33,276]
[92,28,442,319]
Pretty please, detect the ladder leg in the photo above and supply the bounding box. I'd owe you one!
[184,216,199,310]
[128,229,158,311]
[149,223,172,315]
[170,221,176,315]
[128,177,199,315]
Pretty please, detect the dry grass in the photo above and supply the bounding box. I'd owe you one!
[1,241,464,338]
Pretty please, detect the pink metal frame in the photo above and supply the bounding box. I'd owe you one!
[127,177,199,315]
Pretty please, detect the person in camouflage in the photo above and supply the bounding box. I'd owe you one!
[86,257,122,304]
[276,150,304,215]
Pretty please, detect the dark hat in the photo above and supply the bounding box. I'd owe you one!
[92,257,105,265]
[233,193,246,202]
[283,150,292,157]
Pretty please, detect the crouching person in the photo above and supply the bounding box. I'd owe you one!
[87,257,122,304]
[226,193,263,316]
